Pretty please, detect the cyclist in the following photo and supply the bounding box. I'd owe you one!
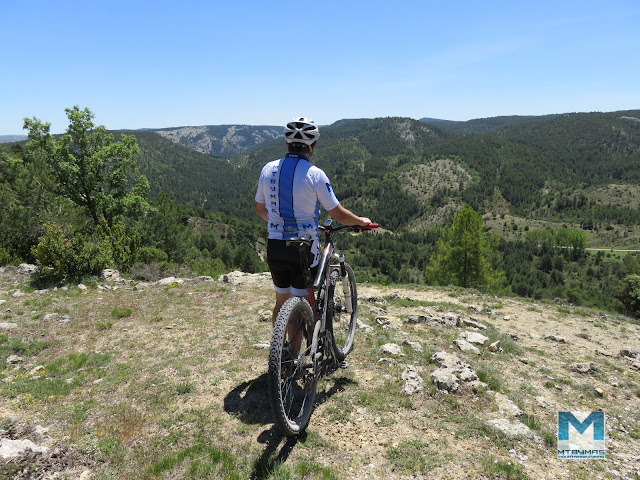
[255,116,372,326]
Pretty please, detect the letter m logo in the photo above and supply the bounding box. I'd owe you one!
[558,412,605,441]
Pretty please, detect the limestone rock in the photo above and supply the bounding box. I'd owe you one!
[458,317,488,329]
[356,319,374,334]
[101,268,120,280]
[458,331,489,347]
[619,346,638,359]
[381,343,403,356]
[0,438,48,459]
[545,335,567,344]
[17,263,37,275]
[455,338,480,355]
[6,355,23,365]
[570,362,598,374]
[431,368,460,392]
[402,340,423,353]
[486,418,534,440]
[0,322,18,330]
[156,276,184,286]
[494,392,522,417]
[429,350,480,393]
[401,365,424,395]
[430,351,463,369]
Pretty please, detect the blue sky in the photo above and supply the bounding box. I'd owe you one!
[1,0,639,134]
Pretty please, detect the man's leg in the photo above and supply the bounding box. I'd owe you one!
[272,291,292,326]
[273,290,314,358]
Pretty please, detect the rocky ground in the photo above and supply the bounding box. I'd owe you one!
[0,266,639,479]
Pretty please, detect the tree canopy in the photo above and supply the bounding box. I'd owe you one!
[23,106,150,227]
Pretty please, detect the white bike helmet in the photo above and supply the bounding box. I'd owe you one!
[284,117,320,145]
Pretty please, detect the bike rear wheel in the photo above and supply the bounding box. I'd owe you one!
[268,296,317,436]
[328,262,358,361]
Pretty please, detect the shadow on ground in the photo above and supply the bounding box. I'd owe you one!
[225,371,357,478]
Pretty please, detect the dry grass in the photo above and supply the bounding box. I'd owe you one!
[1,269,639,479]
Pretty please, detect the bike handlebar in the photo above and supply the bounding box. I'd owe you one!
[319,223,379,233]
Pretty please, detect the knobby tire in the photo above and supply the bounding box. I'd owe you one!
[327,263,358,361]
[268,296,317,436]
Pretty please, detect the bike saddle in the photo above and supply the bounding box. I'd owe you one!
[286,235,313,250]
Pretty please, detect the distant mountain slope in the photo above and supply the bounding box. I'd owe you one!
[130,111,640,232]
[150,125,281,156]
[421,115,558,135]
[0,135,27,143]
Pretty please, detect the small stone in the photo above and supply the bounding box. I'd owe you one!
[78,283,87,291]
[402,365,424,395]
[0,438,48,459]
[253,342,270,350]
[455,338,481,355]
[458,317,488,330]
[486,418,534,440]
[488,341,501,352]
[595,348,613,357]
[458,367,478,382]
[79,470,92,480]
[545,335,567,343]
[17,263,37,275]
[494,393,523,417]
[430,351,463,369]
[380,343,403,356]
[257,310,271,322]
[0,322,18,330]
[30,365,45,375]
[458,331,489,347]
[503,315,512,321]
[356,319,374,334]
[402,340,423,353]
[619,346,638,359]
[570,362,598,374]
[595,387,605,397]
[431,368,459,392]
[156,276,183,286]
[6,355,23,365]
[11,291,24,298]
[101,268,120,280]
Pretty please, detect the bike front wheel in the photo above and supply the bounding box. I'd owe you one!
[268,296,317,436]
[328,262,358,361]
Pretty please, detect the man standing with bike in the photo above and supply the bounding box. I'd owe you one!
[255,117,371,325]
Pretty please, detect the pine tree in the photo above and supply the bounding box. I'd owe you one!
[426,205,504,290]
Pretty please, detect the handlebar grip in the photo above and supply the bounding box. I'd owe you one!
[360,223,379,230]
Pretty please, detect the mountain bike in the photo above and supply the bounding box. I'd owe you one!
[267,220,378,436]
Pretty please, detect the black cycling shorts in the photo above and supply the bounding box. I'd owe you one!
[267,239,318,295]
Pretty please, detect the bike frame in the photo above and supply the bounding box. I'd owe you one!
[286,220,377,355]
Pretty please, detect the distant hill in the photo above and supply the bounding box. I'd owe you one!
[0,135,27,143]
[420,115,558,135]
[147,125,282,157]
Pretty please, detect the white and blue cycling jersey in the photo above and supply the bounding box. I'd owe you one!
[255,153,340,242]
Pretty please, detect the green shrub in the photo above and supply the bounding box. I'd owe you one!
[111,308,132,318]
[0,247,12,266]
[32,224,75,282]
[135,246,169,264]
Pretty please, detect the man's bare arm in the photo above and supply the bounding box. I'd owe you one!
[256,202,269,222]
[327,204,371,226]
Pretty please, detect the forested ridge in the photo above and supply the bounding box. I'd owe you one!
[2,108,640,316]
